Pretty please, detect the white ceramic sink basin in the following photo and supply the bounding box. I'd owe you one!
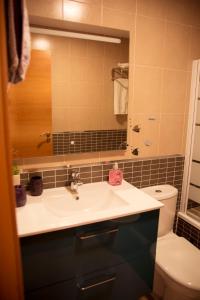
[44,182,128,217]
[16,180,163,237]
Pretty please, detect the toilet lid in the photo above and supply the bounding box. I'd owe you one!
[156,234,200,291]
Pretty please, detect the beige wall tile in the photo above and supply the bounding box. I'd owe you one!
[99,150,128,161]
[133,66,162,114]
[70,38,87,58]
[87,57,104,83]
[159,114,185,155]
[52,106,68,132]
[70,57,88,82]
[165,0,194,26]
[188,27,200,70]
[131,114,160,157]
[51,54,70,85]
[87,41,105,58]
[102,8,134,30]
[137,0,166,19]
[103,0,136,13]
[163,22,190,70]
[161,70,188,114]
[27,0,62,19]
[67,83,103,107]
[190,0,200,27]
[65,107,101,131]
[63,0,101,25]
[52,82,70,107]
[135,16,165,67]
[75,0,102,5]
[27,0,198,162]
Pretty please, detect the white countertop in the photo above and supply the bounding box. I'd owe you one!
[16,180,163,237]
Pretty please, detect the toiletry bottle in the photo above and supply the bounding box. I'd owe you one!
[109,162,123,186]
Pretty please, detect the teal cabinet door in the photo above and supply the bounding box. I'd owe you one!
[21,210,159,295]
[26,262,152,300]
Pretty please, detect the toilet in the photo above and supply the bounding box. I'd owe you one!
[142,185,200,300]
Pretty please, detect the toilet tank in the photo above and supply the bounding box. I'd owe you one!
[141,185,178,237]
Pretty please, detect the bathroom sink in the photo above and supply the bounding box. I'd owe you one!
[43,182,128,217]
[16,180,163,237]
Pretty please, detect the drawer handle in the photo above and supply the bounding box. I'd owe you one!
[80,276,116,291]
[78,228,119,240]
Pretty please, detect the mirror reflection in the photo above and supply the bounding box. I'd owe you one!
[9,29,129,158]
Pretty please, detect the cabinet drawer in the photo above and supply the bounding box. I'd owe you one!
[26,260,152,300]
[21,210,159,292]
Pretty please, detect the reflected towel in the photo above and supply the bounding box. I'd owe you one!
[5,0,30,83]
[114,78,128,115]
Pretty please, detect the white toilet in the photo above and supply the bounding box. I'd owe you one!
[142,185,200,300]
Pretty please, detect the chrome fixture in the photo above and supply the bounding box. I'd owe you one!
[40,132,51,143]
[69,170,83,199]
[132,148,139,156]
[132,125,141,133]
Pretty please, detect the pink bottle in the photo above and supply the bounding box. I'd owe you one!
[109,162,123,186]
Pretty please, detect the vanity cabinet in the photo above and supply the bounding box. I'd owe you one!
[20,210,159,300]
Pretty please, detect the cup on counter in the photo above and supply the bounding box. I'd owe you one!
[15,185,27,207]
[29,176,43,196]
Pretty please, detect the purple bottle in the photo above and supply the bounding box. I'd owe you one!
[15,185,27,207]
[29,176,43,196]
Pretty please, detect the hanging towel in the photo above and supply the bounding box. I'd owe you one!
[5,0,31,83]
[114,78,128,115]
[118,63,129,69]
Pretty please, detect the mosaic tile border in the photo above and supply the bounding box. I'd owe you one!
[52,129,127,154]
[176,217,200,249]
[20,155,184,215]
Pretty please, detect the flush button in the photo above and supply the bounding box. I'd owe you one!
[155,189,162,193]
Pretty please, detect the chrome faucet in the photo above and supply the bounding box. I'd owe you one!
[70,170,83,195]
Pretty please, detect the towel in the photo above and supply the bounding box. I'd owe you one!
[5,0,30,83]
[118,63,129,69]
[114,78,128,115]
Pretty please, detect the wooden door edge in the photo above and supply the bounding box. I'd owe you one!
[0,2,24,300]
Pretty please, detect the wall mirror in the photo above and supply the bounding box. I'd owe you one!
[9,24,129,159]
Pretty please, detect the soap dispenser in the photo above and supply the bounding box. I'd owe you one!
[109,162,123,186]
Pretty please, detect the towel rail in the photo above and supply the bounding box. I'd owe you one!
[112,67,128,81]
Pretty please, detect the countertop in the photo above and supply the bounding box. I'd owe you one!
[16,180,163,237]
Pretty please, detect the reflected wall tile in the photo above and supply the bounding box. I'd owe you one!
[70,57,88,82]
[161,70,188,114]
[52,106,68,132]
[86,57,104,83]
[135,15,165,67]
[67,83,103,107]
[51,59,70,85]
[52,82,70,107]
[70,38,87,58]
[163,22,190,70]
[133,66,162,114]
[87,40,105,58]
[65,107,101,131]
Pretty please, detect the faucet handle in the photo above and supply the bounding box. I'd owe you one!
[71,170,80,179]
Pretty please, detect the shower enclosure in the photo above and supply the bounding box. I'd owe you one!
[181,60,200,228]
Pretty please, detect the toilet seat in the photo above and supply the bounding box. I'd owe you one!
[156,233,200,292]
